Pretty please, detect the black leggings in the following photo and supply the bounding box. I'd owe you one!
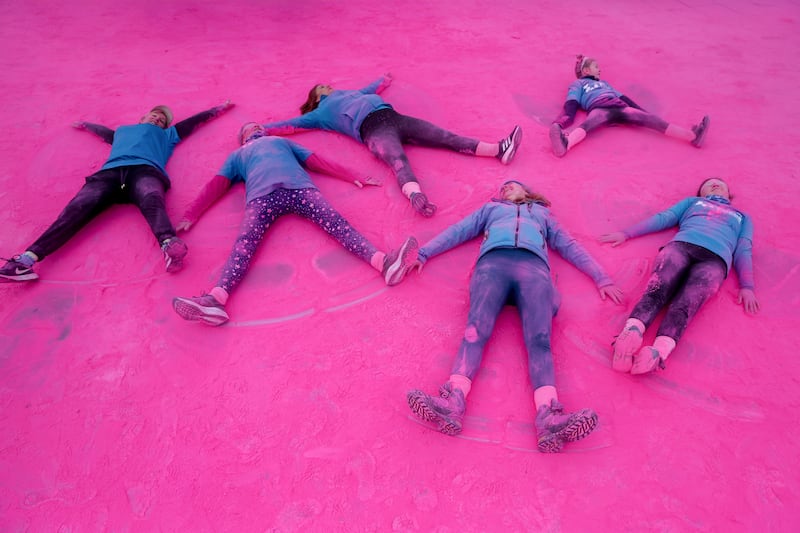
[28,165,175,260]
[359,108,480,188]
[630,241,726,341]
[580,103,669,134]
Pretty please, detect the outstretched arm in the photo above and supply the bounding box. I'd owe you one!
[176,174,232,232]
[174,100,235,140]
[303,154,379,188]
[732,216,759,314]
[73,121,115,144]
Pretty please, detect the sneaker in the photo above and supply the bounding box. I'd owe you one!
[612,322,645,372]
[172,294,229,326]
[631,346,666,375]
[497,125,523,164]
[407,382,466,435]
[691,115,710,147]
[161,237,188,273]
[382,236,419,286]
[535,399,598,453]
[0,256,39,282]
[409,192,437,217]
[549,123,568,157]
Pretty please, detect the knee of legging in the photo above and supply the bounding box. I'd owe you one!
[463,323,490,344]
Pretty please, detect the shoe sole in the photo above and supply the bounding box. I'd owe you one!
[611,328,643,372]
[691,116,710,147]
[385,237,419,286]
[0,272,39,282]
[549,124,568,157]
[631,347,662,375]
[537,433,564,453]
[172,297,229,326]
[557,410,598,442]
[500,125,523,165]
[407,391,463,435]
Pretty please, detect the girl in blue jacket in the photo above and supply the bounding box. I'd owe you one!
[601,177,759,374]
[261,73,522,217]
[406,180,623,453]
[549,55,709,157]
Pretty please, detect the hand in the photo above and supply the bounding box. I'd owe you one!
[176,219,193,233]
[599,284,623,304]
[215,100,235,114]
[354,176,381,188]
[410,192,437,217]
[599,232,627,247]
[72,121,87,130]
[738,288,760,314]
[383,72,393,85]
[411,259,424,274]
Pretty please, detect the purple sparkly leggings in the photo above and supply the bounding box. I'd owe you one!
[630,241,726,341]
[217,188,378,293]
[359,108,480,188]
[451,248,558,389]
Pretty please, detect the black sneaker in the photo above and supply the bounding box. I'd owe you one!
[161,237,188,273]
[691,115,710,147]
[497,125,523,164]
[0,256,38,282]
[549,123,568,157]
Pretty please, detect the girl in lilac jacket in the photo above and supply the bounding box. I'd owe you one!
[261,74,522,217]
[601,177,759,374]
[406,180,622,453]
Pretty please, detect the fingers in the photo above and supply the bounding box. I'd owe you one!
[354,180,363,188]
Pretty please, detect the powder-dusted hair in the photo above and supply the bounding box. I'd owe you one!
[574,55,596,78]
[696,177,732,199]
[499,180,552,207]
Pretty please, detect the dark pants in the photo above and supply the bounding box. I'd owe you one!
[28,165,175,260]
[359,108,480,188]
[580,102,669,134]
[451,248,558,389]
[217,188,379,294]
[630,241,727,341]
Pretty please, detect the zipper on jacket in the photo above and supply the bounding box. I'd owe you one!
[514,204,521,247]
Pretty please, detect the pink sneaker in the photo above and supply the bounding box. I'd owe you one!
[535,399,598,453]
[612,321,645,372]
[161,237,188,273]
[173,294,229,326]
[382,237,419,286]
[631,346,666,375]
[407,382,466,435]
[549,123,568,158]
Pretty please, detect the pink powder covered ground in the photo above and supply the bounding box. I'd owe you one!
[1,1,798,531]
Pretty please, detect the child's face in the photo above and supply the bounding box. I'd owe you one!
[583,61,601,78]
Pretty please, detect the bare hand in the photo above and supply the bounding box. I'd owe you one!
[738,288,760,314]
[599,284,623,304]
[383,72,393,85]
[599,232,627,247]
[176,219,193,233]
[215,100,235,114]
[411,259,424,274]
[355,176,381,188]
[72,121,87,130]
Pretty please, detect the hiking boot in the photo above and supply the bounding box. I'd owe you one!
[161,237,188,273]
[612,321,645,372]
[382,236,419,286]
[407,382,466,435]
[631,346,666,375]
[549,123,568,157]
[497,125,523,164]
[535,399,598,453]
[173,294,229,326]
[0,256,38,282]
[691,115,710,147]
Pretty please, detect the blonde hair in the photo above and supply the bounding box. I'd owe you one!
[574,55,596,78]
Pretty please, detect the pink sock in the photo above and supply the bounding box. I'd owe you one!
[533,385,558,410]
[370,252,386,271]
[449,374,472,397]
[209,286,229,305]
